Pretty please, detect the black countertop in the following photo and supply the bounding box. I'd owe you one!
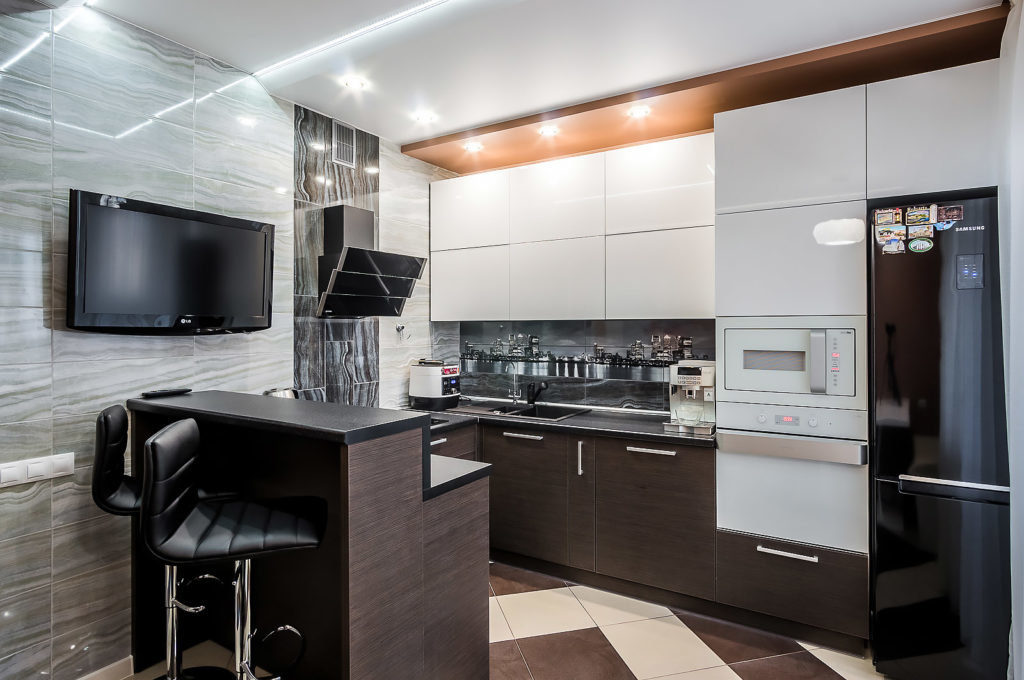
[426,455,491,500]
[128,390,429,446]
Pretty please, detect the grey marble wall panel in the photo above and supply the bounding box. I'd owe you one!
[195,90,292,158]
[0,189,50,252]
[50,251,64,308]
[293,107,379,210]
[378,216,428,258]
[379,139,455,228]
[0,584,49,660]
[51,513,129,581]
[195,175,293,226]
[51,559,131,637]
[0,130,50,197]
[293,301,323,391]
[51,465,103,528]
[293,200,322,296]
[0,11,51,86]
[50,357,195,417]
[329,380,379,407]
[0,419,51,465]
[0,307,49,364]
[195,55,273,111]
[0,530,51,600]
[0,74,50,141]
[52,152,194,206]
[0,640,49,678]
[51,413,97,468]
[50,198,68,252]
[0,363,51,424]
[0,248,48,306]
[194,313,293,356]
[193,353,293,395]
[50,606,130,680]
[0,481,50,542]
[51,313,194,362]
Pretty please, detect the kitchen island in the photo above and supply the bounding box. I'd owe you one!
[127,390,490,680]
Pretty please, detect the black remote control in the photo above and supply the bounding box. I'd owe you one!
[140,388,192,399]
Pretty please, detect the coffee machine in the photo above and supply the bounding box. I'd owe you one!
[664,360,716,436]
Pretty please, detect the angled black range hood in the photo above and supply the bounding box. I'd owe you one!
[315,205,426,318]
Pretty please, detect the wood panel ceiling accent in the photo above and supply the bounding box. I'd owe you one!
[402,5,1009,174]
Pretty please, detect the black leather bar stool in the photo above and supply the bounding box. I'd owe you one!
[140,418,327,680]
[92,405,234,680]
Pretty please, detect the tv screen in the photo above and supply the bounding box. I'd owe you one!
[66,190,274,334]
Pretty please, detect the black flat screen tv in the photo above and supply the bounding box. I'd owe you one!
[66,190,274,334]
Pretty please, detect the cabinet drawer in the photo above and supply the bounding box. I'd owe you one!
[429,425,476,460]
[716,530,868,637]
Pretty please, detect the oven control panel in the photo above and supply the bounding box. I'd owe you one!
[718,402,867,441]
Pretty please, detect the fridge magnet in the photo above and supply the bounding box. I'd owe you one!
[934,220,957,231]
[873,208,902,226]
[876,224,906,244]
[938,205,964,221]
[908,223,934,239]
[906,205,937,226]
[908,238,934,253]
[882,239,905,255]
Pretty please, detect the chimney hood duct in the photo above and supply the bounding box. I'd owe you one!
[315,205,426,318]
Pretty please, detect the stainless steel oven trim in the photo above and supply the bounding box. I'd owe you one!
[716,428,867,465]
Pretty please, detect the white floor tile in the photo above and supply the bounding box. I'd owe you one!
[811,647,887,679]
[600,615,725,679]
[569,585,672,626]
[490,598,514,643]
[495,587,596,639]
[798,640,821,651]
[653,666,742,679]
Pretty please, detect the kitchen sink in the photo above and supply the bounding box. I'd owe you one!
[453,402,590,421]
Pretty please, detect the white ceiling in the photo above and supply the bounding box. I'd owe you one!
[93,0,999,145]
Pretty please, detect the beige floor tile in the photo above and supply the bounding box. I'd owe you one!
[490,598,514,643]
[569,585,672,626]
[654,666,742,679]
[600,616,725,679]
[810,647,887,679]
[798,639,822,651]
[495,587,597,639]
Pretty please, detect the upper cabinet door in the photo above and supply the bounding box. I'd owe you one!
[510,154,605,243]
[867,60,999,198]
[715,201,867,317]
[430,171,509,250]
[715,86,866,214]
[509,237,605,320]
[430,246,510,321]
[606,134,716,234]
[606,227,715,319]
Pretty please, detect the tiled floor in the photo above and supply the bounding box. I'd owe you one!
[489,562,888,680]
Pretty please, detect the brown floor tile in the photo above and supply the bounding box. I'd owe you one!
[730,651,845,680]
[490,562,567,596]
[517,628,637,680]
[676,610,804,663]
[491,640,534,680]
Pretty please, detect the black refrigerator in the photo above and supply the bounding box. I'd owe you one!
[870,188,1010,680]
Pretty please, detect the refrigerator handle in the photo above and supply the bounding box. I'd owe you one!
[897,474,1010,505]
[809,330,826,394]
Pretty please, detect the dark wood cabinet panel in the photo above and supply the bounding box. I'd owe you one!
[716,530,869,638]
[595,438,715,599]
[567,436,596,571]
[481,426,568,564]
[429,424,477,460]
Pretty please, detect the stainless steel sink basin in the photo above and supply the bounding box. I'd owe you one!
[497,404,590,421]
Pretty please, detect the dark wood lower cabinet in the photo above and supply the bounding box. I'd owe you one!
[595,438,715,600]
[481,426,569,564]
[567,436,596,571]
[429,424,477,460]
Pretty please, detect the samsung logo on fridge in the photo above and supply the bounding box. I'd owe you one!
[955,225,986,232]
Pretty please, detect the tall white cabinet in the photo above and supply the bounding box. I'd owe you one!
[509,154,605,243]
[429,170,510,250]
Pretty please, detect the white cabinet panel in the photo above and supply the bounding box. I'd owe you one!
[606,134,715,234]
[510,154,605,242]
[509,237,604,320]
[430,171,509,250]
[715,86,866,213]
[430,246,509,321]
[715,201,867,317]
[867,60,999,198]
[606,227,714,319]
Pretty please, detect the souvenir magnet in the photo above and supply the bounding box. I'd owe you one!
[874,208,902,226]
[934,220,956,231]
[908,238,934,253]
[938,205,964,221]
[906,206,934,226]
[908,224,934,239]
[882,239,905,255]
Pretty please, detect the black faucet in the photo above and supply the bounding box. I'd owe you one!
[526,381,549,405]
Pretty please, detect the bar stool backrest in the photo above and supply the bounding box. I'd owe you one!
[92,404,140,516]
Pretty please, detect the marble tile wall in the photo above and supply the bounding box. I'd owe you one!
[0,3,294,675]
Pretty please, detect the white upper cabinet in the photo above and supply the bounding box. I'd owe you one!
[867,60,999,198]
[715,201,867,317]
[605,133,716,234]
[430,246,510,321]
[509,237,605,320]
[509,154,605,242]
[430,171,510,250]
[606,227,715,319]
[715,86,867,214]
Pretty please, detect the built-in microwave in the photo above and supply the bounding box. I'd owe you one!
[716,315,868,411]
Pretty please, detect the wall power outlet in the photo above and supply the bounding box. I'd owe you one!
[0,453,75,488]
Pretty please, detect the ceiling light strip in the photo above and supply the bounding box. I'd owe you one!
[253,0,450,78]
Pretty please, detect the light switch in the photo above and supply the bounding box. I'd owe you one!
[51,453,75,476]
[26,460,49,480]
[0,465,26,486]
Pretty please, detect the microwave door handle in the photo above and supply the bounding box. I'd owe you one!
[809,329,826,394]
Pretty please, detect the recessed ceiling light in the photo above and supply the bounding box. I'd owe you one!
[237,116,257,128]
[463,141,484,153]
[626,104,651,118]
[538,124,560,137]
[412,110,438,123]
[340,75,369,90]
[365,166,380,175]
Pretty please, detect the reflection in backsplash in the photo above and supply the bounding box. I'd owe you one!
[459,320,715,411]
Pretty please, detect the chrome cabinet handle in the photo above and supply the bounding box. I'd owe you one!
[577,441,583,476]
[503,432,544,441]
[626,446,676,457]
[756,545,819,563]
[430,438,447,446]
